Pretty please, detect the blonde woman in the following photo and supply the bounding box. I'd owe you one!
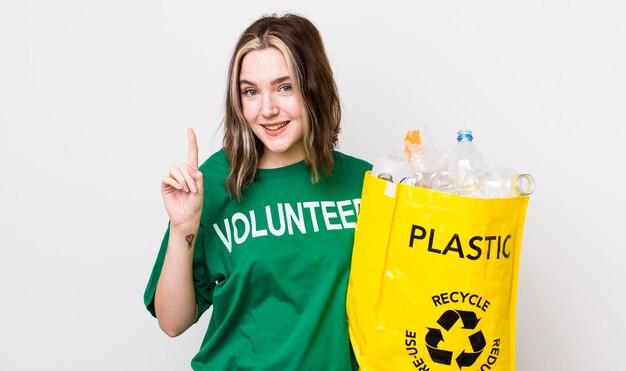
[144,13,371,370]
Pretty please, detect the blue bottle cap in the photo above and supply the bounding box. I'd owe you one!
[457,129,474,142]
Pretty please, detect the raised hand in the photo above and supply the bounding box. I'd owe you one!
[161,128,204,227]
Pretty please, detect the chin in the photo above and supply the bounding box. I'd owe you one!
[264,145,295,155]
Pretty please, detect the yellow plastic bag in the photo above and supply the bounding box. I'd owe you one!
[347,172,529,371]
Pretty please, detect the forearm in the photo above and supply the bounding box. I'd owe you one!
[154,221,200,337]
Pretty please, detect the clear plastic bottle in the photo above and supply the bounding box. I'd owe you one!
[478,168,535,198]
[446,129,488,196]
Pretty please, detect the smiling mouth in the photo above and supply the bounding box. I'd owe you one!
[261,121,289,131]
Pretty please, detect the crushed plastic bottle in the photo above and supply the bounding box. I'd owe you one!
[429,171,456,193]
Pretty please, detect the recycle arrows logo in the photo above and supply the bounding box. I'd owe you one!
[425,309,486,368]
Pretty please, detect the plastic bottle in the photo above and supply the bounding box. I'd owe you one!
[371,156,412,183]
[478,168,535,198]
[446,129,488,196]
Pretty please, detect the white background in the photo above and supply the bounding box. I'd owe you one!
[1,1,624,370]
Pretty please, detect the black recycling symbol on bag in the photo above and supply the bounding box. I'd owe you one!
[425,309,486,368]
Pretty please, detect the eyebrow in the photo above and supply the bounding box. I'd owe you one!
[239,76,291,86]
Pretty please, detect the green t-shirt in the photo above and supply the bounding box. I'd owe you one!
[144,149,372,370]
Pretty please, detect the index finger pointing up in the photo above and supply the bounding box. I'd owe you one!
[187,127,199,170]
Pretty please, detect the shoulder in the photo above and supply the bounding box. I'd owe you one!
[320,151,372,198]
[322,151,372,192]
[333,151,372,175]
[199,148,229,176]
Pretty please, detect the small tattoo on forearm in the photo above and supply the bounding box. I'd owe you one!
[185,234,195,249]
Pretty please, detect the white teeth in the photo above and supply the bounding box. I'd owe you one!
[264,121,289,131]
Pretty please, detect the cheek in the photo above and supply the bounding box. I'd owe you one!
[285,96,303,118]
[241,100,257,123]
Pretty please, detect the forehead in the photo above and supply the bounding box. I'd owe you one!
[239,47,290,83]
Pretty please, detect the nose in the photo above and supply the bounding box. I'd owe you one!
[261,94,279,118]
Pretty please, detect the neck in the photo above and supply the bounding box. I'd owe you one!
[258,143,306,169]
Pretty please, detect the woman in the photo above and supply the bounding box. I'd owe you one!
[144,13,371,370]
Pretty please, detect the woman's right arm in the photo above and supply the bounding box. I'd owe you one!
[154,128,205,337]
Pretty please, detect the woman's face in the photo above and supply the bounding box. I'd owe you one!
[239,47,305,168]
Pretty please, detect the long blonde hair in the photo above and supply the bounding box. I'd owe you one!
[223,13,341,200]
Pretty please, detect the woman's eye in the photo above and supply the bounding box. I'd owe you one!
[243,89,257,97]
[279,85,293,93]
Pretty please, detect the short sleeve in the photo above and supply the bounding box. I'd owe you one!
[143,222,214,320]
